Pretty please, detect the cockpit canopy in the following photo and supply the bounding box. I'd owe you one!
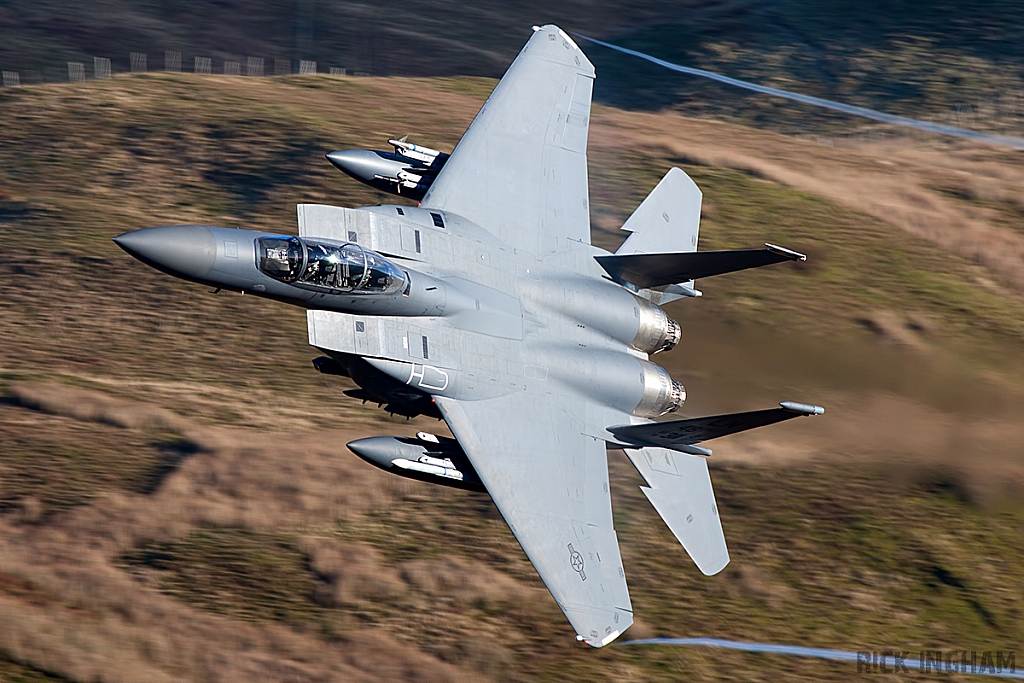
[257,236,405,295]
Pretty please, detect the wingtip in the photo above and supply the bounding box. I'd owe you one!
[578,629,623,648]
[530,24,583,53]
[697,552,731,576]
[780,401,825,415]
[765,243,807,262]
[557,28,580,51]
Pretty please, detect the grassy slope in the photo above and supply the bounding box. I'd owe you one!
[2,1,1024,137]
[0,74,1022,681]
[595,0,1024,132]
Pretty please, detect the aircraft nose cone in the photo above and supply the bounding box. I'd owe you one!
[326,149,385,181]
[113,225,217,280]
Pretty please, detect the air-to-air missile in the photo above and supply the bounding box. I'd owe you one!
[326,136,448,200]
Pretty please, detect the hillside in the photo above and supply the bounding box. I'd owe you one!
[0,73,1023,682]
[3,1,1024,136]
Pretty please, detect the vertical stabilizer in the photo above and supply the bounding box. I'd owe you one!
[616,167,702,256]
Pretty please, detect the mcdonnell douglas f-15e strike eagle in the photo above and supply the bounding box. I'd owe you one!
[114,25,823,646]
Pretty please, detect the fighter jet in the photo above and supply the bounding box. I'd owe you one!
[113,25,823,647]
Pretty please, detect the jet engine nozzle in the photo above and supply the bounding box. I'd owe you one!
[631,297,681,355]
[633,361,686,417]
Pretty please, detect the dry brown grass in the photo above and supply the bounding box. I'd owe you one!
[851,310,933,349]
[2,73,1024,681]
[301,536,408,605]
[1,376,1023,680]
[589,108,1024,292]
[10,381,191,433]
[0,382,486,682]
[398,556,536,607]
[713,389,1024,509]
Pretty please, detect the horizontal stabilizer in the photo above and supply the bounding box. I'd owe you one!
[625,447,729,575]
[595,243,805,290]
[610,402,824,453]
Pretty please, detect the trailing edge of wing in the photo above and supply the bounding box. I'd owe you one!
[610,402,824,453]
[595,243,806,289]
[625,447,730,576]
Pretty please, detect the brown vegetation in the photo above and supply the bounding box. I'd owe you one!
[591,108,1024,292]
[10,381,190,433]
[0,389,476,682]
[0,73,1023,681]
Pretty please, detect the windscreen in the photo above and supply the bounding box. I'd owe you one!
[258,237,303,282]
[257,236,405,295]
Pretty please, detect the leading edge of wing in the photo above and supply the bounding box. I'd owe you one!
[434,393,632,647]
[421,25,595,258]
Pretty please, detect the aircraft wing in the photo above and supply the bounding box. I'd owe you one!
[421,25,594,257]
[434,393,633,647]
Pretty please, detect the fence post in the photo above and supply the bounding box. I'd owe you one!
[94,57,111,79]
[164,51,181,72]
[246,56,264,77]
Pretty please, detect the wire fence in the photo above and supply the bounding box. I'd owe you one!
[67,62,85,83]
[93,57,111,80]
[0,50,361,88]
[2,43,1018,146]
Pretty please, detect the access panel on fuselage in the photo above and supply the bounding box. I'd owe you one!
[297,204,420,262]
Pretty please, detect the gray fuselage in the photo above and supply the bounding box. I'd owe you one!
[114,204,684,422]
